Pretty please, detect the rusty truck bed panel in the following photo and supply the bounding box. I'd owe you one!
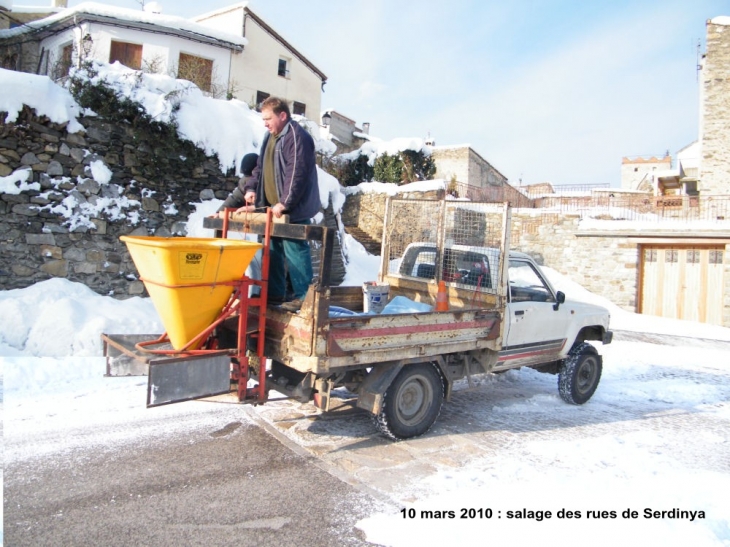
[247,287,502,374]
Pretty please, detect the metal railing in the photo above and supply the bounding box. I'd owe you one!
[517,183,611,199]
[526,194,730,223]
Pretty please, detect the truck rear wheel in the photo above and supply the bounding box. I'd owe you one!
[558,343,602,405]
[374,363,444,440]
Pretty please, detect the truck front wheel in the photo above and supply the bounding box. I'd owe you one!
[558,343,602,405]
[375,363,444,440]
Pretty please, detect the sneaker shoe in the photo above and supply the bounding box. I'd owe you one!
[279,298,303,312]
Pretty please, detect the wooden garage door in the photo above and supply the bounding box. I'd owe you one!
[640,246,724,325]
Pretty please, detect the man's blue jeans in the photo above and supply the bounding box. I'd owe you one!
[268,219,313,300]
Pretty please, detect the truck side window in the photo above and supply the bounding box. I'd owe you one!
[508,260,554,303]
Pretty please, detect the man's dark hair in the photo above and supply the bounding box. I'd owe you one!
[260,96,291,119]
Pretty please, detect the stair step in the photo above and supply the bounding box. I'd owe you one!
[345,227,381,255]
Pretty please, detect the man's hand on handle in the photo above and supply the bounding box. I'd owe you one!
[271,203,286,218]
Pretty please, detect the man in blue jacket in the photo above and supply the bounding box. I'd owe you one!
[244,97,320,312]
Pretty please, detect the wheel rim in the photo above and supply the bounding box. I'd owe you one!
[395,373,434,427]
[576,356,598,395]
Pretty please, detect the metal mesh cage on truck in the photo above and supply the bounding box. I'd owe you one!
[381,199,510,297]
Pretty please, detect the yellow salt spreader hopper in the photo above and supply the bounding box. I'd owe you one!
[120,235,262,350]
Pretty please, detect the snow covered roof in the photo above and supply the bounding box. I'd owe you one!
[193,1,249,22]
[710,16,730,25]
[0,2,246,51]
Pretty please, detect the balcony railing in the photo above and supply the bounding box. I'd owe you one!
[526,194,729,223]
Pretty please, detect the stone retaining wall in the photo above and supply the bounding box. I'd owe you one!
[1,106,243,296]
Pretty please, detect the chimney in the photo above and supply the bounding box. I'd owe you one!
[51,0,68,8]
[361,122,370,134]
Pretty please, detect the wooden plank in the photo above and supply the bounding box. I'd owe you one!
[203,217,326,242]
[707,248,725,325]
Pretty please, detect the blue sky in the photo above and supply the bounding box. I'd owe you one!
[65,0,727,187]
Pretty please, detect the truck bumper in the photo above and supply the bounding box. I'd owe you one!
[603,330,613,345]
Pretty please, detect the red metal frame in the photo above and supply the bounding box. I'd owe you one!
[134,208,272,403]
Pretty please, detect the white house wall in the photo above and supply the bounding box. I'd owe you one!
[195,7,322,118]
[237,16,322,117]
[39,22,233,92]
[195,5,245,37]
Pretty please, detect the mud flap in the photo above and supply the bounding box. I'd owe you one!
[147,354,231,407]
[355,363,405,415]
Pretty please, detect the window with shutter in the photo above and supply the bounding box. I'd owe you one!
[178,53,214,92]
[109,41,142,70]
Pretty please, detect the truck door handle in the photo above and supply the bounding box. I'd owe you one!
[515,310,524,316]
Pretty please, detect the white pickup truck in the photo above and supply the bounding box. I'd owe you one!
[108,199,612,441]
[398,242,613,405]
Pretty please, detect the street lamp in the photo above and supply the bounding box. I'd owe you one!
[321,112,331,127]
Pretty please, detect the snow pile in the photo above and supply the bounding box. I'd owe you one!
[0,61,349,232]
[67,63,337,173]
[295,115,338,156]
[339,135,432,166]
[0,278,162,357]
[0,68,84,133]
[343,178,446,196]
[71,61,265,173]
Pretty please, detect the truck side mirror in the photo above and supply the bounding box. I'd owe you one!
[553,291,566,311]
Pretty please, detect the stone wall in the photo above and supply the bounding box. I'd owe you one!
[0,106,243,296]
[431,145,507,189]
[340,187,444,244]
[701,20,730,195]
[509,212,640,310]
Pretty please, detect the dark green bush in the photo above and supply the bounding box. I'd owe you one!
[325,149,435,187]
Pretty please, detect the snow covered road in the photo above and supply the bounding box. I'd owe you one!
[2,279,730,546]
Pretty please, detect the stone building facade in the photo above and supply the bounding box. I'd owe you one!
[429,145,531,206]
[700,17,730,195]
[620,154,672,192]
[431,145,506,192]
[320,110,368,155]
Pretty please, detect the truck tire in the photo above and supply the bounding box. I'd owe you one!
[558,342,602,405]
[374,363,444,440]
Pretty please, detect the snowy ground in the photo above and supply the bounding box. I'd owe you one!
[2,238,730,546]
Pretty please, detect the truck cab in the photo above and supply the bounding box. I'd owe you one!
[398,243,612,371]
